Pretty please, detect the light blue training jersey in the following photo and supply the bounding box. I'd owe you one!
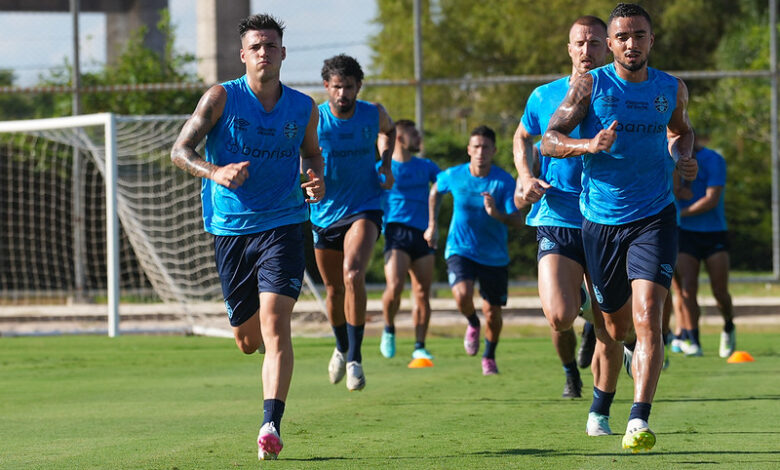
[378,157,440,231]
[437,163,517,266]
[521,76,584,228]
[310,100,382,228]
[580,63,678,225]
[202,76,311,235]
[677,146,727,232]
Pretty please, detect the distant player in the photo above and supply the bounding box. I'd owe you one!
[672,135,735,358]
[312,54,395,391]
[378,120,440,360]
[426,126,523,375]
[513,16,618,407]
[171,14,324,460]
[541,3,697,452]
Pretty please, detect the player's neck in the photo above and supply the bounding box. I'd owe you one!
[328,102,357,120]
[614,61,648,83]
[248,77,282,112]
[469,163,490,177]
[393,148,412,162]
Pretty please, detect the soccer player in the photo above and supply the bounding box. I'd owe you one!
[513,15,619,404]
[425,126,523,375]
[312,54,395,391]
[378,120,440,360]
[672,135,735,358]
[170,14,324,460]
[541,3,698,452]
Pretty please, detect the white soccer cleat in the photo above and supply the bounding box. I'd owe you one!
[586,412,613,436]
[671,338,685,353]
[257,422,283,460]
[623,345,633,379]
[622,418,656,453]
[346,361,366,391]
[683,342,703,357]
[719,329,736,358]
[328,348,347,384]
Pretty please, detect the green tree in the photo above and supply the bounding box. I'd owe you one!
[38,9,202,117]
[0,70,36,119]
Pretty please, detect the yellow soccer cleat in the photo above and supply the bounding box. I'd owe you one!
[622,418,656,453]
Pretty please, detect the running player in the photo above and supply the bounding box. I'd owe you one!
[514,15,617,404]
[672,135,735,358]
[425,126,523,375]
[171,14,324,460]
[378,120,440,360]
[312,54,395,391]
[541,3,698,452]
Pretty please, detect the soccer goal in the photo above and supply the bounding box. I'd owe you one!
[0,113,325,337]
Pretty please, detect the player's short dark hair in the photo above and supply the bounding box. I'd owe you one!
[321,54,364,82]
[572,15,607,34]
[608,3,652,31]
[470,125,496,145]
[395,119,416,131]
[239,14,285,39]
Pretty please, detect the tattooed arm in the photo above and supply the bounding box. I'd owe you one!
[541,73,615,158]
[171,85,250,189]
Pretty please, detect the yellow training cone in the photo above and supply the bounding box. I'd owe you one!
[408,358,434,368]
[727,351,755,363]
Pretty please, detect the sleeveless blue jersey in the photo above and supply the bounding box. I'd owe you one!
[521,76,584,228]
[378,157,440,231]
[437,164,517,266]
[677,146,727,232]
[580,64,678,224]
[310,100,382,228]
[202,76,311,235]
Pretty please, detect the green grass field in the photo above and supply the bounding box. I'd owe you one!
[2,331,779,469]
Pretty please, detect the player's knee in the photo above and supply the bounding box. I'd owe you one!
[326,284,345,297]
[344,267,366,288]
[547,314,573,332]
[235,336,260,355]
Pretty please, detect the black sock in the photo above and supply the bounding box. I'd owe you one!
[483,339,497,359]
[691,327,700,346]
[414,341,425,350]
[724,320,735,333]
[332,323,349,353]
[346,323,364,363]
[563,360,580,380]
[589,387,615,416]
[262,399,285,433]
[384,324,395,334]
[628,402,652,422]
[466,313,480,328]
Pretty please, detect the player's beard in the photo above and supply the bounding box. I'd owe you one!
[334,98,355,114]
[616,55,647,72]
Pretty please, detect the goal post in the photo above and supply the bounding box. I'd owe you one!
[0,113,325,337]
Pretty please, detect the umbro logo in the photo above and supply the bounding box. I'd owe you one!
[233,118,251,131]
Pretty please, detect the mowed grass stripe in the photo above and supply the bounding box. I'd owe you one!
[1,333,778,469]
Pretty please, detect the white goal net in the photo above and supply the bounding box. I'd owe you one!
[0,113,324,336]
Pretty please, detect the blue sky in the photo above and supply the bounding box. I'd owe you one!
[0,0,378,87]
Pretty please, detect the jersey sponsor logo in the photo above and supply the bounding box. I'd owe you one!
[224,301,234,319]
[284,121,299,139]
[329,146,374,158]
[224,138,295,160]
[614,122,666,134]
[654,94,669,113]
[625,100,649,110]
[601,95,620,108]
[539,237,556,251]
[593,285,604,305]
[362,126,373,140]
[257,126,276,136]
[660,263,674,278]
[233,118,251,131]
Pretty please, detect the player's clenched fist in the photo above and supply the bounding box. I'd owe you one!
[211,161,250,189]
[588,120,618,153]
[301,168,325,203]
[677,155,698,182]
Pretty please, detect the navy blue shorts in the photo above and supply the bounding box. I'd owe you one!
[536,225,587,268]
[214,223,305,327]
[582,204,678,313]
[446,254,508,306]
[384,223,435,261]
[679,229,729,260]
[312,210,383,251]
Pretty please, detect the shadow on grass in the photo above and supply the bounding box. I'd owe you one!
[473,448,780,458]
[654,394,780,403]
